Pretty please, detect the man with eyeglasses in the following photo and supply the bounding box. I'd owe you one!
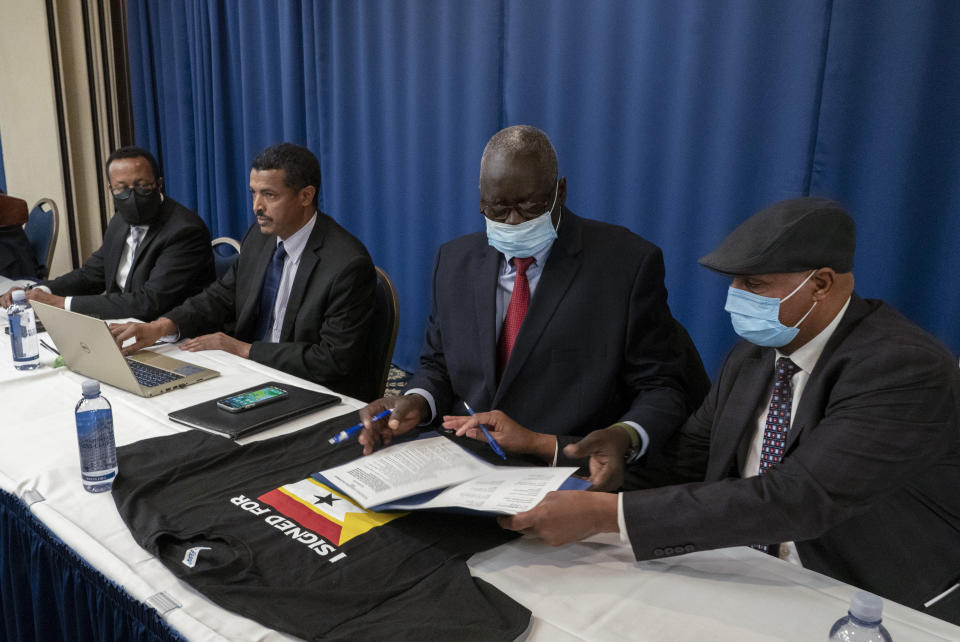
[111,143,378,400]
[358,125,709,466]
[0,146,215,320]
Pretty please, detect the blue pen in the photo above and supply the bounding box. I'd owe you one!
[328,409,392,445]
[463,402,507,460]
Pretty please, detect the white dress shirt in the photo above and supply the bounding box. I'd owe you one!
[263,213,316,343]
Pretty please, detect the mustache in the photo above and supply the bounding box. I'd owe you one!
[255,209,271,220]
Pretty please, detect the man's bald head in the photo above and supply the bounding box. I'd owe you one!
[480,125,558,185]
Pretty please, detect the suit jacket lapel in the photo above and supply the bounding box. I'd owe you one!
[104,224,128,293]
[474,243,500,402]
[236,234,278,333]
[705,349,775,479]
[785,293,869,452]
[495,208,582,401]
[278,215,327,340]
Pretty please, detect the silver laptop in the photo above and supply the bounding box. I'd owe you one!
[32,300,219,397]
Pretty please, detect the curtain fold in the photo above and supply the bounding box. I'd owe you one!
[127,0,960,373]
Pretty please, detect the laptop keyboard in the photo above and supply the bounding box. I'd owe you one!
[126,358,185,387]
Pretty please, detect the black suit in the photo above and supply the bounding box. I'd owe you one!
[406,208,709,452]
[40,197,214,320]
[165,214,377,400]
[623,294,960,622]
[0,225,39,280]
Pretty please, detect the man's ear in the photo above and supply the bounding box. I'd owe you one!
[300,185,317,208]
[811,268,836,301]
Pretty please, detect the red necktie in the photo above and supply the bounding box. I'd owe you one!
[498,257,535,376]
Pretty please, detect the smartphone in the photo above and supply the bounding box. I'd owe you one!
[217,386,288,413]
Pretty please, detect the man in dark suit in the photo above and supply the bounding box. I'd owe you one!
[359,125,708,463]
[112,143,377,400]
[491,197,960,624]
[0,146,215,320]
[0,190,39,281]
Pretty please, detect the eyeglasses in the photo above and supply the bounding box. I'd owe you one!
[480,200,554,222]
[110,184,158,199]
[480,181,560,222]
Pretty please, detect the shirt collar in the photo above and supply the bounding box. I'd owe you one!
[501,239,555,273]
[777,297,851,374]
[277,212,317,263]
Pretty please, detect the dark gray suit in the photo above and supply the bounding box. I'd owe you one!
[40,197,214,320]
[406,208,709,451]
[623,294,960,623]
[165,214,377,400]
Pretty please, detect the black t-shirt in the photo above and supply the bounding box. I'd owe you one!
[113,412,531,641]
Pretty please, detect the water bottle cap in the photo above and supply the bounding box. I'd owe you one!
[81,380,101,397]
[848,590,883,623]
[11,289,26,302]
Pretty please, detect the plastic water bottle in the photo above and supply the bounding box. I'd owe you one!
[828,590,893,641]
[7,289,39,370]
[74,380,118,493]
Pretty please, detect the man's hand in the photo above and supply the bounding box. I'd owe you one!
[25,288,65,309]
[179,332,251,358]
[562,426,633,491]
[443,409,557,463]
[498,490,620,546]
[358,394,428,455]
[109,318,176,356]
[1,287,23,308]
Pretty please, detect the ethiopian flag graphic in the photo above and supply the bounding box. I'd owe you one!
[259,477,404,545]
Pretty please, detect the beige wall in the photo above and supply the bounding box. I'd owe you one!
[0,0,73,278]
[0,0,121,279]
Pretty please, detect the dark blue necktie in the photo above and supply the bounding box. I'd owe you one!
[255,242,287,341]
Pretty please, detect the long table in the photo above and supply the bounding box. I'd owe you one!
[1,333,957,641]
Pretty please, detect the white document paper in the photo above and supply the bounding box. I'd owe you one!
[321,436,494,507]
[379,465,579,515]
[319,435,580,514]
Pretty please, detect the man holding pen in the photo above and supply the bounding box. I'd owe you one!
[358,125,709,464]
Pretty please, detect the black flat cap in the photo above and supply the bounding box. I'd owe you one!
[699,197,855,276]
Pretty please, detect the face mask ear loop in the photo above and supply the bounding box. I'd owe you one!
[780,269,817,303]
[791,300,818,329]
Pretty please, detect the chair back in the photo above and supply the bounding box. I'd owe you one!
[211,236,241,279]
[23,198,59,279]
[363,266,400,401]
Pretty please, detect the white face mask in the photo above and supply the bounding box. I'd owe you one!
[485,182,560,257]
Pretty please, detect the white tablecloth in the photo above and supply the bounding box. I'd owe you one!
[1,333,957,641]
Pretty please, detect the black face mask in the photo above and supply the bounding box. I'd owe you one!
[114,190,162,226]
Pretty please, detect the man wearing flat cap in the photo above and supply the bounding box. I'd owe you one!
[468,197,960,623]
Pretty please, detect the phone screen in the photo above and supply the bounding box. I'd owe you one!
[218,386,287,412]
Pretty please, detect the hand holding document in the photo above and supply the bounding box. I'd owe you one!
[317,435,584,515]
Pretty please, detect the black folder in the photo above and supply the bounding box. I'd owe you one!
[167,381,340,439]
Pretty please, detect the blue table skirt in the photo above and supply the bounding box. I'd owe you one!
[0,489,185,642]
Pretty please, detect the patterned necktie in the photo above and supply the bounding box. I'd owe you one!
[498,257,535,376]
[753,356,801,555]
[759,357,801,473]
[255,242,287,341]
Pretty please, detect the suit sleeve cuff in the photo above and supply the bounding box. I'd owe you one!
[622,421,650,462]
[617,492,632,546]
[63,295,72,311]
[404,388,436,425]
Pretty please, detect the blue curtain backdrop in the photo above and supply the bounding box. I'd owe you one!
[127,0,960,375]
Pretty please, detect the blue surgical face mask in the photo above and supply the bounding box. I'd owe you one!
[485,182,560,258]
[724,270,818,347]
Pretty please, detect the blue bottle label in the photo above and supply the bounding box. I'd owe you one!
[75,409,118,473]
